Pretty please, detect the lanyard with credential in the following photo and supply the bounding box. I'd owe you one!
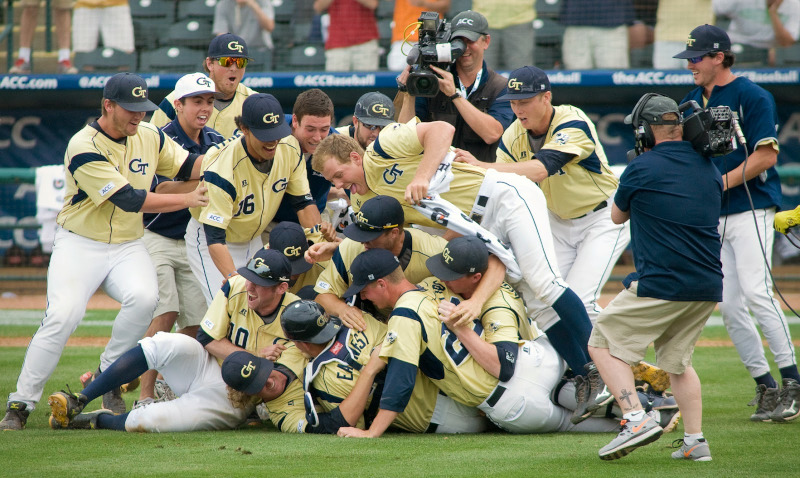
[457,68,483,99]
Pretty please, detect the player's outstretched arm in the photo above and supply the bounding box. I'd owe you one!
[297,203,323,229]
[438,300,501,378]
[153,179,200,194]
[208,243,238,281]
[139,181,208,213]
[337,346,386,426]
[454,148,549,182]
[204,337,243,362]
[451,255,505,327]
[338,407,398,438]
[316,293,366,331]
[405,121,455,205]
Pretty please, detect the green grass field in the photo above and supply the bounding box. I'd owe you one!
[1,312,798,477]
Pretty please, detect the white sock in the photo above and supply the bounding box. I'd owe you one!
[18,48,31,62]
[623,410,646,422]
[684,432,704,444]
[58,49,71,62]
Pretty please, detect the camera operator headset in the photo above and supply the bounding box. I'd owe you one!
[673,23,800,421]
[395,10,513,163]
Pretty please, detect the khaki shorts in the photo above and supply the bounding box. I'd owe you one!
[19,0,74,9]
[588,281,716,374]
[143,230,208,329]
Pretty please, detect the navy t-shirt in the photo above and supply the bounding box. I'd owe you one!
[614,141,723,302]
[143,119,225,240]
[681,76,781,215]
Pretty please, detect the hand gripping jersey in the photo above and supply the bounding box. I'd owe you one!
[58,121,189,243]
[496,105,618,220]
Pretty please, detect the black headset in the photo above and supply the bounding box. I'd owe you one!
[628,93,660,156]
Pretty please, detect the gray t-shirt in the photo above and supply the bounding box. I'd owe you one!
[213,0,275,50]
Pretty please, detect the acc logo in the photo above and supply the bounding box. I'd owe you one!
[207,213,224,224]
[387,330,397,344]
[553,131,569,145]
[284,246,302,257]
[382,164,404,184]
[371,103,390,116]
[99,182,115,196]
[456,18,474,26]
[442,246,454,264]
[508,78,523,91]
[272,177,288,192]
[228,41,244,53]
[241,360,255,378]
[131,86,146,98]
[129,158,149,175]
[262,113,280,124]
[196,76,212,88]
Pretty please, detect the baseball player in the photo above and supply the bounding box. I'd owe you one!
[135,72,226,406]
[0,73,209,430]
[197,248,308,432]
[336,249,647,437]
[281,300,489,434]
[675,24,800,422]
[150,33,258,139]
[335,91,395,149]
[268,221,327,299]
[454,66,630,423]
[311,121,600,398]
[185,93,321,305]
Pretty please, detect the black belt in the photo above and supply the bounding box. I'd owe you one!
[576,200,608,219]
[485,385,507,408]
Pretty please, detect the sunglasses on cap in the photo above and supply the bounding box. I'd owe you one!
[688,52,719,64]
[245,256,288,282]
[216,57,249,68]
[355,218,398,232]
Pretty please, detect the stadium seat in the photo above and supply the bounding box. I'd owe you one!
[139,46,206,73]
[162,19,214,49]
[292,22,314,45]
[273,0,294,22]
[177,0,217,21]
[776,43,800,67]
[731,43,768,67]
[134,18,173,50]
[378,18,393,42]
[130,0,175,22]
[536,0,562,19]
[248,48,274,72]
[376,0,394,20]
[533,18,565,47]
[287,43,325,70]
[74,48,137,73]
[272,22,292,48]
[533,44,560,70]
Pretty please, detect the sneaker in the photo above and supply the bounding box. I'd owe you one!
[57,59,78,74]
[79,370,94,388]
[8,58,31,74]
[50,409,113,430]
[748,384,779,422]
[599,411,663,460]
[632,361,671,392]
[0,401,29,430]
[102,387,126,414]
[154,379,177,401]
[132,397,155,410]
[655,408,681,433]
[47,387,88,428]
[572,362,615,424]
[640,388,678,411]
[671,438,712,461]
[770,378,800,422]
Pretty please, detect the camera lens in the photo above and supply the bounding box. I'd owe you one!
[417,77,432,90]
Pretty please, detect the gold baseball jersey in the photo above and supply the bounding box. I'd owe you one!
[190,134,310,243]
[58,121,189,243]
[150,82,258,139]
[363,121,486,229]
[264,345,308,433]
[335,125,352,137]
[290,260,328,296]
[380,278,500,408]
[496,105,618,220]
[349,190,377,213]
[313,228,447,298]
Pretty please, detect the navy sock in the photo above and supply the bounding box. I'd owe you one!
[754,372,778,389]
[779,365,800,383]
[546,320,590,376]
[96,412,129,431]
[550,288,593,346]
[83,346,150,403]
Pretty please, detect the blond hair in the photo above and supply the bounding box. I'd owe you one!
[311,134,364,173]
[227,385,256,410]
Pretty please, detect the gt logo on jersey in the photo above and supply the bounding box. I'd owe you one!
[284,246,303,257]
[272,178,288,192]
[371,103,390,116]
[262,113,280,124]
[508,78,523,91]
[383,164,403,184]
[553,131,569,145]
[129,158,149,175]
[228,41,244,53]
[240,361,256,378]
[131,86,146,98]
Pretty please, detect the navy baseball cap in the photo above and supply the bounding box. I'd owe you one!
[241,94,292,142]
[237,248,292,287]
[343,249,401,297]
[269,222,313,276]
[426,236,489,281]
[673,24,731,59]
[450,10,489,42]
[221,351,274,395]
[354,92,395,127]
[103,73,158,112]
[497,66,551,101]
[343,195,405,243]
[208,33,250,59]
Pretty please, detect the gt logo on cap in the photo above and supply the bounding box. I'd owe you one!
[316,315,326,327]
[508,79,523,90]
[228,41,244,53]
[132,86,146,98]
[253,257,269,270]
[197,77,212,87]
[442,247,454,264]
[686,36,696,47]
[241,361,255,378]
[371,104,390,116]
[262,113,280,124]
[283,246,302,257]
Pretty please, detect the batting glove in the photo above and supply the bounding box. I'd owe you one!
[774,205,800,233]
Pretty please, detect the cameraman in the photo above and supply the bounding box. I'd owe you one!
[396,10,513,162]
[674,24,800,423]
[588,94,722,461]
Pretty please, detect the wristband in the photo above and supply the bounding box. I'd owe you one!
[448,92,460,101]
[397,79,408,92]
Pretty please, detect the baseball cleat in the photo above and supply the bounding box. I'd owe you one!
[48,387,88,428]
[79,370,94,388]
[0,401,29,431]
[770,378,800,422]
[632,361,671,392]
[749,384,779,422]
[50,409,113,430]
[599,411,663,460]
[120,377,140,393]
[572,363,615,424]
[671,438,712,461]
[655,408,681,433]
